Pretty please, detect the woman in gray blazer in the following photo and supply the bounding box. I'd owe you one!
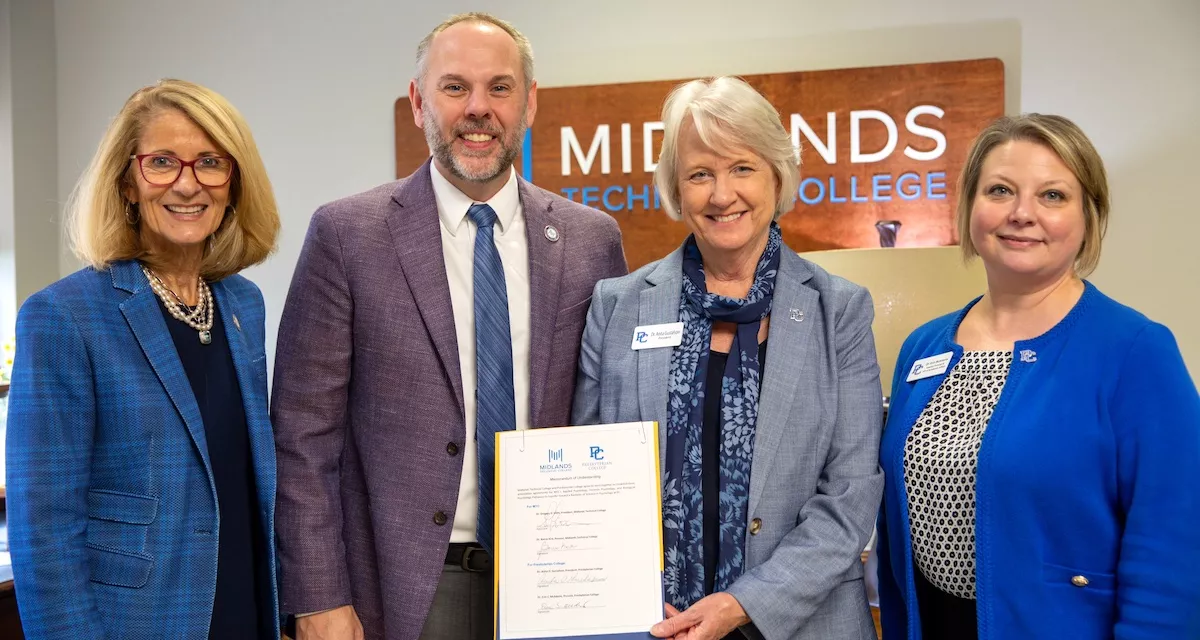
[572,76,884,640]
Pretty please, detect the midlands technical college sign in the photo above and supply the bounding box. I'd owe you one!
[395,58,1004,269]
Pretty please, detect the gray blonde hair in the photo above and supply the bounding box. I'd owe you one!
[415,13,535,92]
[65,78,279,281]
[654,76,800,221]
[957,113,1109,277]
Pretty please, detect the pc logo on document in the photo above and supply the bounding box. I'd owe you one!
[589,446,605,461]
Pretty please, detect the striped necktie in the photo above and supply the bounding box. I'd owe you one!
[467,202,515,552]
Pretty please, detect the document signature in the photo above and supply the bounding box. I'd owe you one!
[536,502,598,532]
[539,600,603,612]
[537,571,608,587]
[536,541,600,558]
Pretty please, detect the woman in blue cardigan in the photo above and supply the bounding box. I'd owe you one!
[876,114,1200,639]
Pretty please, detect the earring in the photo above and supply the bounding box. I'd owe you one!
[225,205,237,217]
[125,201,140,224]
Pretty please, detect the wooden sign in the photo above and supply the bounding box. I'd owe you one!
[396,58,1005,270]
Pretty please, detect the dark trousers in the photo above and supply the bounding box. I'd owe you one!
[418,564,494,640]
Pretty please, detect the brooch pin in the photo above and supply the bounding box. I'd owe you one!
[1020,349,1037,363]
[789,309,804,322]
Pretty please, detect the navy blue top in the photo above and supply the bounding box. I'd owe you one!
[701,339,767,640]
[159,297,268,639]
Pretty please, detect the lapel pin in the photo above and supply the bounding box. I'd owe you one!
[544,225,560,242]
[232,314,241,331]
[789,309,804,322]
[1020,349,1037,363]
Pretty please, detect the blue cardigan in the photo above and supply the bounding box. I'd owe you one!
[877,281,1200,640]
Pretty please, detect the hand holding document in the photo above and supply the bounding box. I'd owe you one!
[495,422,664,639]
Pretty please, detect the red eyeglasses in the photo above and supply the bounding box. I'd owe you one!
[130,154,236,187]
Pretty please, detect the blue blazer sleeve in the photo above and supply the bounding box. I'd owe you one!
[6,289,107,638]
[1110,323,1200,637]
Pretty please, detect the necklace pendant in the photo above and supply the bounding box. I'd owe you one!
[199,330,212,345]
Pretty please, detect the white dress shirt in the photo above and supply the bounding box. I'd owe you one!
[430,165,532,544]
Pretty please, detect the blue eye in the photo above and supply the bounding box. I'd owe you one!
[1043,189,1066,202]
[986,184,1012,196]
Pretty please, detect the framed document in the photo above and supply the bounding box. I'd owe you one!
[494,422,664,639]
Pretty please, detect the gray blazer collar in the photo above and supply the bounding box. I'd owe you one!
[638,244,819,515]
[749,249,818,516]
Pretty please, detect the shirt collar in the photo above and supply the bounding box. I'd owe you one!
[431,163,520,237]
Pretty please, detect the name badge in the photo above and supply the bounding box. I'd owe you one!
[631,323,684,350]
[906,352,954,382]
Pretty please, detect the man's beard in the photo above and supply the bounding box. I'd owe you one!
[423,102,528,184]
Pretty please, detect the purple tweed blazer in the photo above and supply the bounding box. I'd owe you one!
[271,160,627,639]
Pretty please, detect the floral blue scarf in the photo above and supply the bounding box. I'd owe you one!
[662,223,781,608]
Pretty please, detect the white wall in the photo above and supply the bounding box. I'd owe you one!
[0,0,16,346]
[1,0,59,345]
[50,0,1200,373]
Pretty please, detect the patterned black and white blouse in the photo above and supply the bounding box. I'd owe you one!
[903,350,1013,599]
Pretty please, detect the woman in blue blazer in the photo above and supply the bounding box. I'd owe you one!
[876,114,1200,639]
[574,77,883,640]
[6,79,281,638]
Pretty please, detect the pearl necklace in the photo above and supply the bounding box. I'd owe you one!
[141,264,214,344]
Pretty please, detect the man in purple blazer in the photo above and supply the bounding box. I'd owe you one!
[271,12,626,640]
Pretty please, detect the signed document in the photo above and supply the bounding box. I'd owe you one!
[495,422,664,639]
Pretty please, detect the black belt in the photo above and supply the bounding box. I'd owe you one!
[445,543,492,573]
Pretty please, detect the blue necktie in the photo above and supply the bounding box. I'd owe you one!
[468,203,515,552]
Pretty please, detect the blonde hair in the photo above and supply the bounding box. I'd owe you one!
[957,113,1109,277]
[415,12,535,91]
[654,76,800,221]
[65,78,279,281]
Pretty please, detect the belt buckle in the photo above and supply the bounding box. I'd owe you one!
[460,545,485,572]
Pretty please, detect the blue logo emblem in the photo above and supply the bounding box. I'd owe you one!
[635,331,648,343]
[589,446,605,461]
[548,448,563,462]
[912,363,924,375]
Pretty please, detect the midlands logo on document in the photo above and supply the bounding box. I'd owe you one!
[541,448,572,473]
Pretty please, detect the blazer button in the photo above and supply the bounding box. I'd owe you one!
[1070,575,1089,587]
[749,518,762,535]
[447,442,459,456]
[433,511,448,526]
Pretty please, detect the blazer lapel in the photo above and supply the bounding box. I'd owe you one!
[387,160,465,420]
[639,248,684,472]
[211,280,276,509]
[521,180,565,428]
[112,261,213,477]
[748,250,817,517]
